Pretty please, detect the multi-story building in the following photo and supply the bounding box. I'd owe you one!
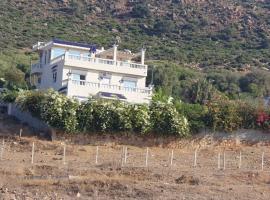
[30,39,153,104]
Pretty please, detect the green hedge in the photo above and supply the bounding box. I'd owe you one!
[16,90,190,136]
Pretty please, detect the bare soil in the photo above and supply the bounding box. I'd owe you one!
[0,114,270,200]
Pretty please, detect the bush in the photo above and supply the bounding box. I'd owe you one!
[0,89,19,103]
[16,90,44,117]
[236,101,257,129]
[17,90,79,133]
[130,104,151,134]
[150,102,189,136]
[77,101,94,132]
[132,4,151,18]
[176,102,208,133]
[15,90,191,136]
[207,100,242,132]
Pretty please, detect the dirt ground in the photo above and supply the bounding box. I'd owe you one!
[1,114,270,200]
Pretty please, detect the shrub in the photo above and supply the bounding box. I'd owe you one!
[40,90,79,133]
[17,90,79,133]
[207,100,242,132]
[176,102,208,133]
[130,104,151,134]
[236,101,257,129]
[150,102,189,136]
[77,101,94,132]
[131,4,151,18]
[16,90,44,117]
[90,100,132,132]
[0,89,19,103]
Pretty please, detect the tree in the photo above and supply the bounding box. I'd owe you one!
[153,19,176,34]
[4,67,27,89]
[132,4,151,18]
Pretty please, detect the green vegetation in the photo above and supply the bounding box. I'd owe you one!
[3,89,268,135]
[1,0,270,134]
[14,90,190,136]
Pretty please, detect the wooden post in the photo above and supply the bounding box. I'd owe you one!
[261,152,264,171]
[194,149,197,167]
[170,149,174,166]
[0,139,4,161]
[31,142,35,164]
[223,151,226,170]
[63,144,66,165]
[95,146,99,165]
[239,151,242,169]
[145,147,149,167]
[121,146,125,167]
[124,146,128,164]
[218,152,221,170]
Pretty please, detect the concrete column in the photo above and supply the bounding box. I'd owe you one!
[141,48,146,65]
[113,44,118,63]
[8,103,12,115]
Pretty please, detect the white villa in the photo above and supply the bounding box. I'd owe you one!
[30,39,153,104]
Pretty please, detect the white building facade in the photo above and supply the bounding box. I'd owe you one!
[30,39,153,104]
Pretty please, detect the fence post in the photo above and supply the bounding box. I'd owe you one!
[261,152,264,171]
[95,146,99,165]
[223,151,226,170]
[194,148,197,167]
[170,149,174,166]
[218,152,221,170]
[0,139,4,161]
[63,144,66,165]
[145,147,149,167]
[124,146,128,164]
[31,142,35,164]
[239,151,242,169]
[19,128,23,138]
[121,146,125,167]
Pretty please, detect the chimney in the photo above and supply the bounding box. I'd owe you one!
[113,44,118,62]
[141,48,146,65]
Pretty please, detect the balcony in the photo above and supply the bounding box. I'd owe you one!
[65,79,152,104]
[65,54,148,77]
[31,63,42,74]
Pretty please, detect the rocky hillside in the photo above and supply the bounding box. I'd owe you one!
[0,0,269,70]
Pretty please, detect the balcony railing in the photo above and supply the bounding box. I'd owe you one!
[31,63,42,74]
[67,54,146,70]
[67,79,152,95]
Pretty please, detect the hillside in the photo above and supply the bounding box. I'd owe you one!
[0,0,270,100]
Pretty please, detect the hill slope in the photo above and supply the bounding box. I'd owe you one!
[0,0,269,69]
[0,0,270,101]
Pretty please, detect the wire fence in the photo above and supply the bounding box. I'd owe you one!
[0,138,270,174]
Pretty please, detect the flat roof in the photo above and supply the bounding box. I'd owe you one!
[52,39,96,49]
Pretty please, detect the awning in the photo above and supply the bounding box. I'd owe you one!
[97,92,127,100]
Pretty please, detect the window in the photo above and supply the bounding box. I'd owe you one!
[52,48,66,59]
[44,51,47,64]
[123,80,137,88]
[69,50,81,56]
[72,73,86,85]
[101,77,111,85]
[53,71,57,83]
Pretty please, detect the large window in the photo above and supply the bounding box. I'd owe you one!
[123,80,137,88]
[72,73,86,85]
[69,50,81,56]
[51,48,66,59]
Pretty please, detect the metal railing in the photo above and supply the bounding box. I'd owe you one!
[31,63,41,71]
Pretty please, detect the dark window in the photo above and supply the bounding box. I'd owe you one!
[53,71,57,83]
